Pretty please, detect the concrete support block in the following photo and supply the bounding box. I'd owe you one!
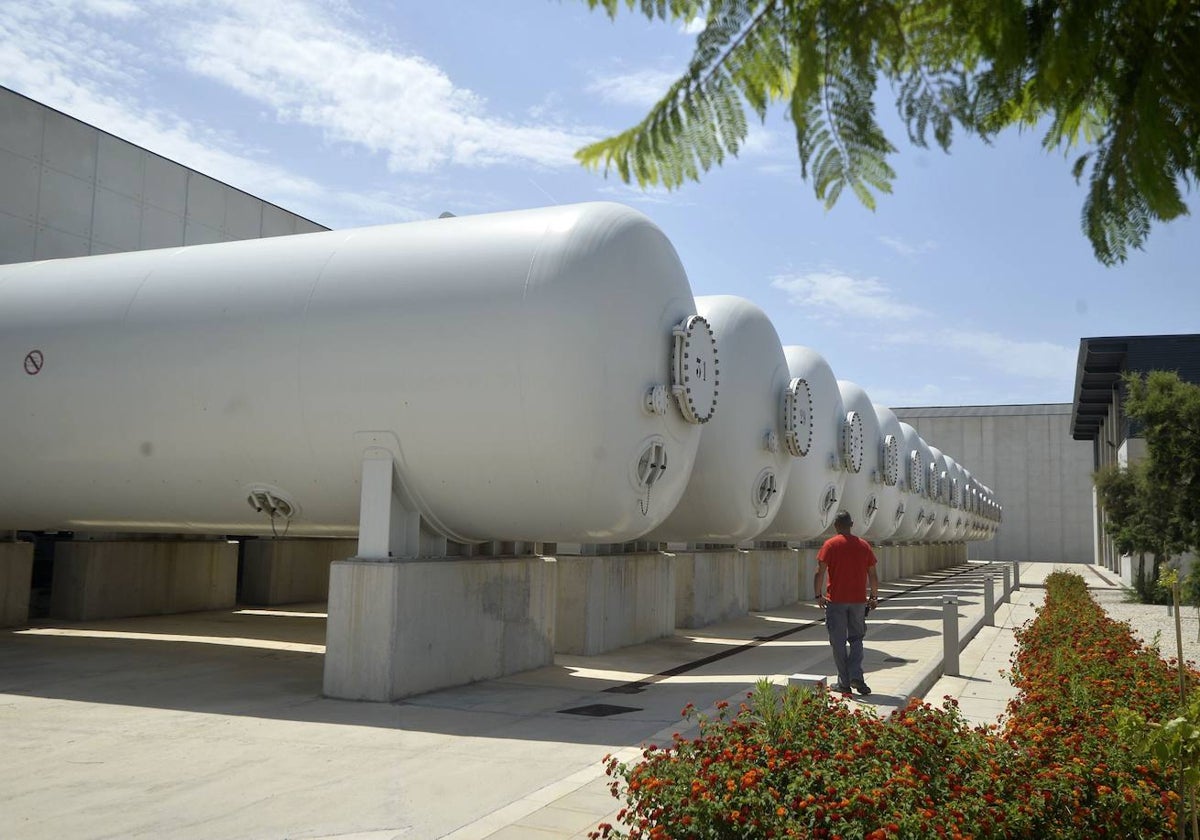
[324,555,555,701]
[796,548,817,601]
[554,552,673,655]
[1,542,34,628]
[674,550,748,629]
[241,538,358,605]
[747,548,799,611]
[51,541,237,621]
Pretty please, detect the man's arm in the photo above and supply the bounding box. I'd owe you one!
[867,565,879,604]
[814,558,827,602]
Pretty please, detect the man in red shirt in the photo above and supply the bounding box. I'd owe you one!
[814,510,880,695]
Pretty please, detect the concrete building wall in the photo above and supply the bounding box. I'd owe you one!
[894,404,1094,564]
[0,86,325,266]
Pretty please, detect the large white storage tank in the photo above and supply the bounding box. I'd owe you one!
[832,381,882,536]
[889,422,930,542]
[943,455,968,541]
[758,345,846,543]
[925,445,952,542]
[861,403,904,542]
[0,202,713,543]
[645,295,793,543]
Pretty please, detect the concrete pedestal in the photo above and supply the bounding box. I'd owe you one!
[796,548,818,601]
[875,545,897,581]
[51,541,237,621]
[1,542,34,628]
[554,552,673,655]
[324,555,555,701]
[241,538,357,605]
[674,549,748,629]
[747,548,799,611]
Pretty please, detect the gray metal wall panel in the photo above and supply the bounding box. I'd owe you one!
[41,109,97,182]
[262,204,297,237]
[295,219,325,234]
[224,190,262,237]
[34,224,89,260]
[92,187,142,251]
[185,174,226,230]
[142,155,187,216]
[140,209,184,250]
[37,167,94,238]
[184,218,222,246]
[0,93,44,160]
[0,149,40,221]
[0,210,35,262]
[96,135,144,200]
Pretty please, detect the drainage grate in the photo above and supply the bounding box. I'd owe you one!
[559,703,643,717]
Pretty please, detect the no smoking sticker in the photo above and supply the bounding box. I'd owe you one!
[23,350,43,375]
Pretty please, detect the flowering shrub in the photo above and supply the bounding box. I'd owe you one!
[591,571,1194,839]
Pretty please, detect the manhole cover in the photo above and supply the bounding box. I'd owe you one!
[559,703,643,717]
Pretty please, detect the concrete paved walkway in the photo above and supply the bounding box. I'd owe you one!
[0,561,1118,840]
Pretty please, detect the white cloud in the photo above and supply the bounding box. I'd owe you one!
[175,1,595,172]
[879,235,938,256]
[771,270,928,321]
[587,68,680,108]
[681,17,706,35]
[884,329,1076,382]
[595,183,692,206]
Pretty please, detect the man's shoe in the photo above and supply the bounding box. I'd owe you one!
[850,678,872,696]
[834,683,852,695]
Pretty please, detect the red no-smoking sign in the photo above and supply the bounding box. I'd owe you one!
[23,350,43,375]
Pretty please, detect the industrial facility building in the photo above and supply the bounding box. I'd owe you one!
[2,84,1099,578]
[1070,333,1200,580]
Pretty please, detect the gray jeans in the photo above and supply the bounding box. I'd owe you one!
[824,601,867,686]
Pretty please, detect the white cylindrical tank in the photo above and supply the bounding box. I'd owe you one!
[925,446,951,542]
[861,403,904,542]
[832,381,882,536]
[889,422,931,542]
[645,295,793,543]
[0,202,714,542]
[758,345,846,542]
[943,456,967,541]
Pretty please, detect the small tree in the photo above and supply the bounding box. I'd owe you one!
[1095,460,1183,603]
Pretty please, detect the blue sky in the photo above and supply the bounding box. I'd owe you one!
[4,0,1198,407]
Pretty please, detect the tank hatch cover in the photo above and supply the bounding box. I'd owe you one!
[881,434,900,486]
[841,410,864,473]
[671,315,718,424]
[783,377,813,457]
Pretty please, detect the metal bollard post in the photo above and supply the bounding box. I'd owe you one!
[1012,559,1021,590]
[983,572,995,626]
[943,595,960,677]
[1000,565,1011,605]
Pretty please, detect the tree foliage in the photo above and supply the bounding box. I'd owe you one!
[1125,370,1200,551]
[577,0,1200,264]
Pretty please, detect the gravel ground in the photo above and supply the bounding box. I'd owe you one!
[1092,588,1200,668]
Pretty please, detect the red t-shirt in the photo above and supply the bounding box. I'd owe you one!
[818,533,877,603]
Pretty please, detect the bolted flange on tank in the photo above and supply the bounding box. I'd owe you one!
[0,202,713,544]
[833,381,882,537]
